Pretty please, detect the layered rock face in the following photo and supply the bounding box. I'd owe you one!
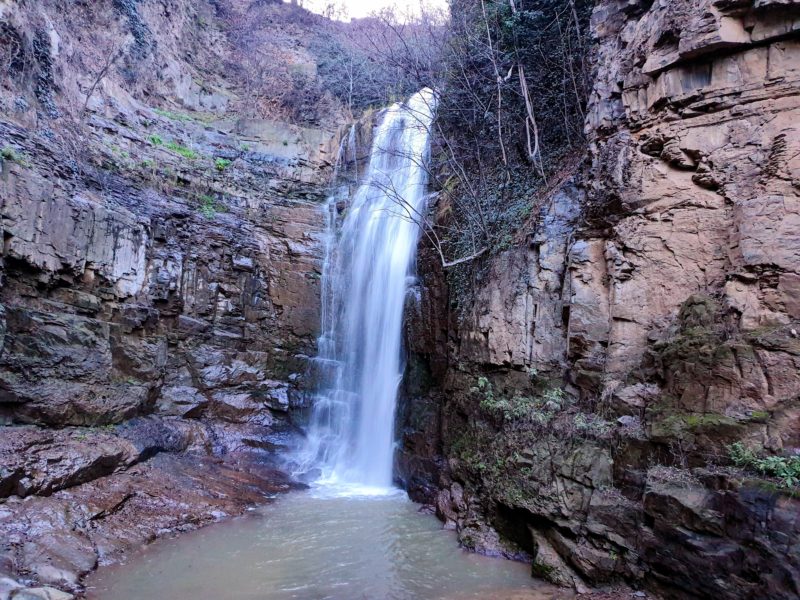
[400,1,800,598]
[0,0,339,595]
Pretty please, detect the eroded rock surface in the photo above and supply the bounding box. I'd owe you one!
[0,1,339,596]
[401,1,800,599]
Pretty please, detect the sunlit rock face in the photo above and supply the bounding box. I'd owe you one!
[400,1,800,598]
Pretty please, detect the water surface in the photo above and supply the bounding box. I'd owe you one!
[87,488,573,600]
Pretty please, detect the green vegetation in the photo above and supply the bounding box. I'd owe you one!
[197,194,223,219]
[148,134,164,146]
[573,413,612,437]
[166,141,199,160]
[531,562,556,580]
[472,376,570,426]
[214,158,232,171]
[154,108,193,122]
[1,146,28,166]
[729,442,800,489]
[109,144,130,160]
[450,372,613,506]
[685,413,737,429]
[649,411,742,442]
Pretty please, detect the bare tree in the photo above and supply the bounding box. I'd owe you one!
[81,44,127,122]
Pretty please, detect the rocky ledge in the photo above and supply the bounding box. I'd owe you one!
[0,417,302,599]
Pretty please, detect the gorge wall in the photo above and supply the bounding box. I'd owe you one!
[0,1,340,596]
[1,0,798,599]
[399,1,800,598]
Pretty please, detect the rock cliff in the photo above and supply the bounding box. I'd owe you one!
[0,0,340,596]
[1,0,798,599]
[399,1,800,598]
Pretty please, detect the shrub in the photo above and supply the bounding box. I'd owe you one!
[1,146,29,166]
[729,442,800,489]
[472,377,570,425]
[148,134,164,146]
[574,413,612,437]
[197,194,219,219]
[215,158,232,171]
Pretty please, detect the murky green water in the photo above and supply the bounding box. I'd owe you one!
[86,487,573,600]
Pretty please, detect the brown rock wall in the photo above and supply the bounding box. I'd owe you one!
[402,1,800,598]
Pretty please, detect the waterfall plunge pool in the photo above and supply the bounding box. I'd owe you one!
[86,486,574,600]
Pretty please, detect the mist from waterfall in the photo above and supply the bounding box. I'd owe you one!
[296,89,437,492]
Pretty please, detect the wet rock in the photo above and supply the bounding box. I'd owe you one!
[156,385,207,417]
[0,427,137,499]
[530,529,590,593]
[0,0,334,593]
[0,452,301,594]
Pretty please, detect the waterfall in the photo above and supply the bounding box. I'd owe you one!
[297,88,437,491]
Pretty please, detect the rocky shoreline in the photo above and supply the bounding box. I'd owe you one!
[0,418,303,599]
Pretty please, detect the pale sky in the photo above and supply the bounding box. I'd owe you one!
[293,0,448,20]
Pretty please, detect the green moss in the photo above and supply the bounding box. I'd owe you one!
[198,194,217,218]
[460,533,476,549]
[651,412,740,439]
[685,413,738,429]
[531,562,556,580]
[1,146,29,166]
[748,410,770,422]
[678,295,719,329]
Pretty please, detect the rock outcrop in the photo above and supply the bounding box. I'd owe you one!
[400,1,800,599]
[0,1,342,595]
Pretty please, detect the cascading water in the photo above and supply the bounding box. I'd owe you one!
[296,88,437,491]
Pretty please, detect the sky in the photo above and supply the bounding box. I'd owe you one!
[294,0,448,20]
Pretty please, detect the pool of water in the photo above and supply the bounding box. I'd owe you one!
[86,486,573,600]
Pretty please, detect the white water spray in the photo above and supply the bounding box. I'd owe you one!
[297,89,437,491]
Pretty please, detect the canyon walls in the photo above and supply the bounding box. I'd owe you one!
[1,0,798,598]
[0,1,339,595]
[400,1,800,598]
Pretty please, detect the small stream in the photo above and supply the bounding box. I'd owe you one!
[86,487,573,600]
